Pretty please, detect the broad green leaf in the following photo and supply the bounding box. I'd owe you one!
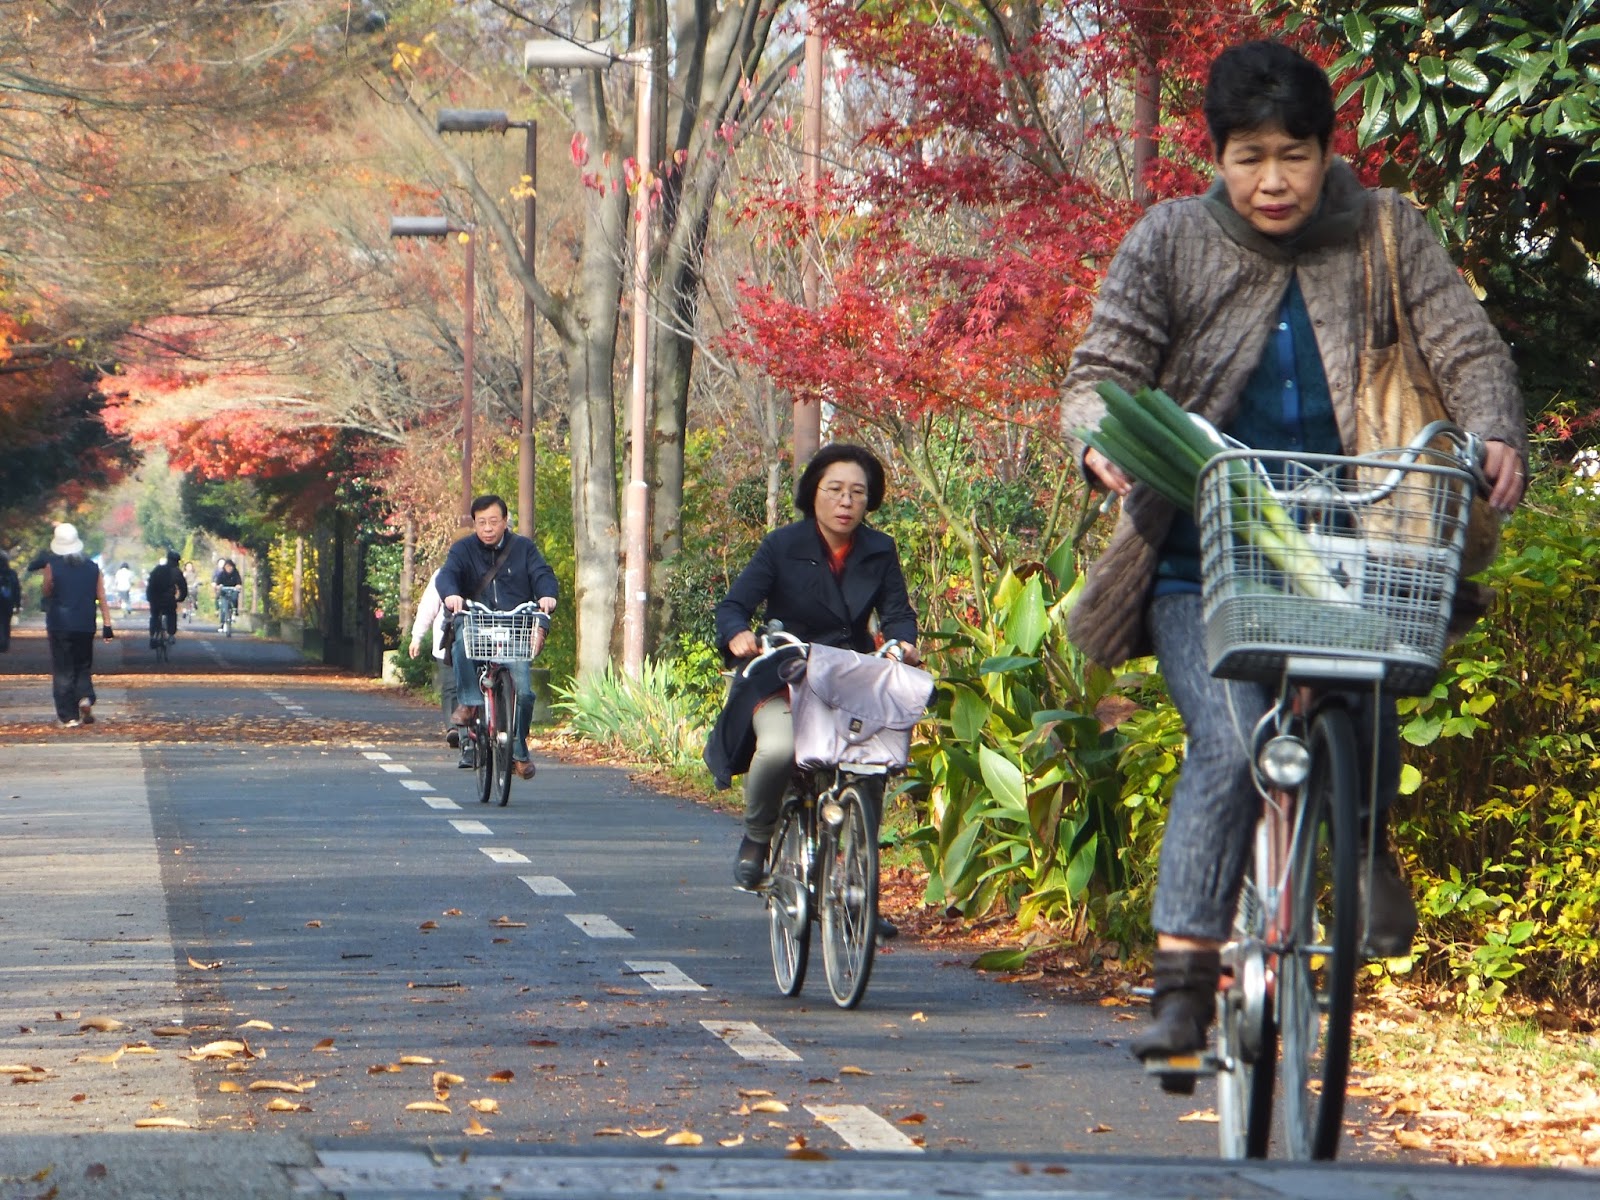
[1004,574,1048,656]
[1399,763,1424,796]
[978,746,1028,821]
[940,820,984,896]
[950,684,990,743]
[1418,56,1447,87]
[978,654,1038,676]
[973,947,1034,972]
[1445,58,1491,93]
[1460,112,1492,163]
[1342,11,1377,55]
[1396,81,1422,124]
[1443,6,1480,37]
[1064,834,1098,899]
[1044,538,1075,591]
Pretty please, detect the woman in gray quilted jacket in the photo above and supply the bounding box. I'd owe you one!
[1060,40,1527,1083]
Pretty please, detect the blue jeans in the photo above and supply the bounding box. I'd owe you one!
[454,652,534,760]
[1147,592,1399,942]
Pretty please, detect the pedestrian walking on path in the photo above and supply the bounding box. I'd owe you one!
[0,551,19,652]
[41,523,114,726]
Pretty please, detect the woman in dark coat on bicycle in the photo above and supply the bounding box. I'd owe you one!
[713,443,920,898]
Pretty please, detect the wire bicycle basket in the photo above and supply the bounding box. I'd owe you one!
[458,609,545,664]
[1197,446,1476,696]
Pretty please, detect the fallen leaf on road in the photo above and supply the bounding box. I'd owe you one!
[399,1055,436,1065]
[751,1100,788,1114]
[432,1071,465,1089]
[122,1044,159,1056]
[152,1027,190,1038]
[304,921,322,928]
[899,1113,927,1124]
[419,921,438,931]
[188,957,222,971]
[911,1012,927,1022]
[1179,1109,1218,1123]
[218,1082,243,1093]
[486,1070,514,1083]
[1087,1123,1112,1134]
[238,1020,274,1031]
[405,1101,451,1113]
[368,1064,402,1075]
[719,1135,745,1148]
[664,1131,703,1146]
[76,1047,125,1066]
[737,1088,774,1098]
[79,1017,126,1032]
[134,1118,192,1130]
[491,917,526,928]
[594,1128,626,1137]
[266,1098,309,1112]
[631,1127,667,1138]
[469,1098,499,1114]
[839,1066,871,1076]
[248,1081,304,1093]
[464,1116,492,1137]
[1395,1130,1434,1150]
[444,909,464,917]
[313,1039,336,1052]
[184,1041,248,1061]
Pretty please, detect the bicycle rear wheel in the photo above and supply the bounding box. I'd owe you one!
[820,783,878,1009]
[473,707,493,806]
[154,634,168,665]
[1217,870,1276,1159]
[1279,705,1360,1161]
[492,670,515,807]
[767,801,811,997]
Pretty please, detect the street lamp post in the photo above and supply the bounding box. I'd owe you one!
[523,37,654,679]
[390,215,477,527]
[437,109,539,539]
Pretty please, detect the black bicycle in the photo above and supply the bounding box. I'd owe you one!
[1178,421,1484,1160]
[745,630,933,1009]
[457,601,548,808]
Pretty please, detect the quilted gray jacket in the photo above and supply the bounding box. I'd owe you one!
[1060,159,1525,669]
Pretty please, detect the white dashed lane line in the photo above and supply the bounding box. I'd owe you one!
[378,763,411,774]
[519,876,573,896]
[480,847,530,864]
[398,780,434,792]
[422,796,461,810]
[808,1105,923,1153]
[624,960,705,992]
[566,914,633,939]
[449,819,491,835]
[361,751,392,761]
[699,1020,801,1062]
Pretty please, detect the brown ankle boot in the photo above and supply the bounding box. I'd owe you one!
[1131,948,1221,1092]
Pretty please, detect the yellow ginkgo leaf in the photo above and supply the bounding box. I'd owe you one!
[469,1098,499,1114]
[405,1101,451,1113]
[399,1055,436,1065]
[266,1098,308,1112]
[76,1048,125,1066]
[718,1135,745,1148]
[248,1080,304,1093]
[218,1081,243,1093]
[432,1071,465,1088]
[663,1131,703,1146]
[238,1020,274,1031]
[630,1127,667,1139]
[79,1017,125,1032]
[750,1100,788,1114]
[133,1118,193,1130]
[838,1065,872,1076]
[122,1045,159,1056]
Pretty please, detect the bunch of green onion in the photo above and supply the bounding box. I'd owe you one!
[1080,381,1347,603]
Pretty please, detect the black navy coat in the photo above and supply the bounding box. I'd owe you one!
[713,520,917,656]
[440,532,558,612]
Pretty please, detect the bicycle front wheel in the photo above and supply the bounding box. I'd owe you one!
[1279,705,1360,1161]
[493,670,515,807]
[767,802,811,997]
[473,704,493,806]
[819,783,878,1009]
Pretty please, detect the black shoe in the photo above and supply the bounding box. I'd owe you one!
[875,913,899,941]
[1358,839,1419,958]
[446,727,461,748]
[1131,948,1221,1095]
[733,836,769,890]
[458,743,476,769]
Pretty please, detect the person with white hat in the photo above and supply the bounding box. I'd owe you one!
[41,523,114,726]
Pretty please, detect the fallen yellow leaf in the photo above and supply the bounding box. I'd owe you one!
[751,1100,789,1114]
[248,1081,304,1093]
[368,1064,402,1075]
[121,1045,159,1056]
[469,1098,499,1114]
[133,1118,193,1130]
[464,1116,492,1137]
[304,920,322,928]
[737,1088,774,1098]
[218,1082,243,1094]
[631,1127,667,1139]
[187,957,222,971]
[151,1027,190,1038]
[663,1131,703,1146]
[266,1098,308,1112]
[432,1071,465,1088]
[79,1017,126,1032]
[911,1012,927,1022]
[399,1055,436,1065]
[718,1135,745,1148]
[1178,1109,1219,1123]
[838,1066,872,1076]
[405,1101,451,1114]
[76,1047,125,1066]
[238,1020,274,1031]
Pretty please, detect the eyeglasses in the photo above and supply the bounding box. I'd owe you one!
[818,483,868,504]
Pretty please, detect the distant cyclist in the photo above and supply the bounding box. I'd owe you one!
[147,551,189,648]
[213,558,243,631]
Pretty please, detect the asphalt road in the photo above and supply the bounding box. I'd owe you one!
[6,615,1594,1198]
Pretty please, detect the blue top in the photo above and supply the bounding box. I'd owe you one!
[1154,276,1340,594]
[46,555,101,634]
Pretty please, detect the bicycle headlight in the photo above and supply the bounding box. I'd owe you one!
[1258,735,1311,789]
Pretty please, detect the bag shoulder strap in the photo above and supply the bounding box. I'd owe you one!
[1374,193,1417,348]
[472,542,510,600]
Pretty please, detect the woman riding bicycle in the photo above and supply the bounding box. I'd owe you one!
[713,444,921,917]
[1060,41,1527,1069]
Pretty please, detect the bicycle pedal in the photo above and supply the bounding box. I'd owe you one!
[1140,1052,1221,1080]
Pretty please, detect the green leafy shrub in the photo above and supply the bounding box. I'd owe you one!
[554,657,715,772]
[1396,473,1600,1007]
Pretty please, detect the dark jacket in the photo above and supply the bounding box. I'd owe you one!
[713,521,917,656]
[45,556,100,635]
[703,646,804,790]
[214,565,242,588]
[146,562,188,609]
[440,531,558,612]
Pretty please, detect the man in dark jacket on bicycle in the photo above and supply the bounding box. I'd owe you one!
[440,494,558,777]
[146,551,188,648]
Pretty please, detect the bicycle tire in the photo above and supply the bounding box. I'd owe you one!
[473,690,494,806]
[1279,705,1360,1161]
[767,801,811,997]
[154,634,168,665]
[1217,871,1277,1160]
[493,670,515,807]
[820,783,878,1009]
